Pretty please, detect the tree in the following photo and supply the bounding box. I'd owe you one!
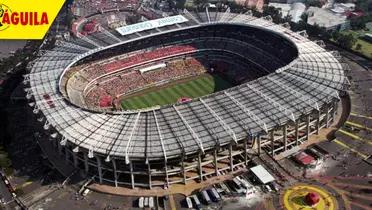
[262,6,283,24]
[193,0,208,9]
[356,0,369,12]
[335,33,357,49]
[228,1,249,13]
[306,23,323,37]
[175,0,186,9]
[355,43,362,51]
[300,13,308,23]
[350,17,366,30]
[306,0,322,8]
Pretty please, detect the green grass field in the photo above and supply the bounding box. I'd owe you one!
[121,74,232,110]
[338,30,372,59]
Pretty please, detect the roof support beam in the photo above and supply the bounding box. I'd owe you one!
[206,6,211,23]
[173,105,204,153]
[281,72,340,100]
[246,84,296,123]
[100,27,122,43]
[102,115,124,162]
[125,112,141,164]
[153,110,168,163]
[81,35,102,48]
[224,91,268,133]
[199,98,237,143]
[183,9,200,24]
[220,7,230,22]
[267,77,320,111]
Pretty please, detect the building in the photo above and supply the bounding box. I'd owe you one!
[307,7,350,31]
[268,2,306,23]
[288,3,306,23]
[24,9,347,189]
[250,165,275,184]
[235,0,264,11]
[331,3,356,14]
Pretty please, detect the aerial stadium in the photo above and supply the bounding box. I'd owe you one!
[24,10,348,189]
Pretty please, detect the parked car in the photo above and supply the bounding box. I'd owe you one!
[208,188,221,202]
[201,190,211,204]
[265,185,272,193]
[270,182,280,192]
[148,197,154,208]
[191,194,202,209]
[185,197,193,209]
[82,189,90,196]
[138,197,144,208]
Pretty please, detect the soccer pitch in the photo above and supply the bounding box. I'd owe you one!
[121,74,232,110]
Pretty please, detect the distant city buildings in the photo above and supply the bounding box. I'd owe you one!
[307,6,350,31]
[268,0,357,31]
[235,0,265,11]
[268,2,306,22]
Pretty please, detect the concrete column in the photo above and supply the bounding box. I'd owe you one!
[214,149,218,175]
[181,158,186,184]
[316,110,321,134]
[52,139,57,149]
[229,143,233,172]
[112,159,118,187]
[198,153,203,182]
[96,156,103,184]
[257,135,261,155]
[148,162,152,189]
[306,115,311,141]
[130,161,135,189]
[164,162,169,188]
[333,100,337,121]
[295,120,299,146]
[65,146,70,163]
[333,100,338,116]
[283,125,287,151]
[57,141,62,155]
[325,104,330,128]
[271,130,275,157]
[84,153,89,174]
[72,152,78,168]
[244,138,248,165]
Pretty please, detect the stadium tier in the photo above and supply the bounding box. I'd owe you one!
[24,10,348,188]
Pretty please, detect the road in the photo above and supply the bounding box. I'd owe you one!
[0,173,17,210]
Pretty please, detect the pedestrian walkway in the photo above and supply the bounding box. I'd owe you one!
[332,139,369,160]
[88,172,235,196]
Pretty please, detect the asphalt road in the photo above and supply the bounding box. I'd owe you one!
[0,175,16,210]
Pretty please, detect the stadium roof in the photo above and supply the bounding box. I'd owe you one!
[26,10,347,162]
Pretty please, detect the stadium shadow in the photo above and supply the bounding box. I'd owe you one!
[326,93,351,140]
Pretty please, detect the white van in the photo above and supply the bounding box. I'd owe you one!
[138,197,144,208]
[148,197,154,208]
[185,197,193,208]
[201,190,211,204]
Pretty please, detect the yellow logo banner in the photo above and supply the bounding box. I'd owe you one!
[0,0,65,39]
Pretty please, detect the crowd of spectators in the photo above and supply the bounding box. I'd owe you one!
[84,86,110,107]
[83,57,206,108]
[75,45,197,81]
[142,58,205,83]
[101,45,197,73]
